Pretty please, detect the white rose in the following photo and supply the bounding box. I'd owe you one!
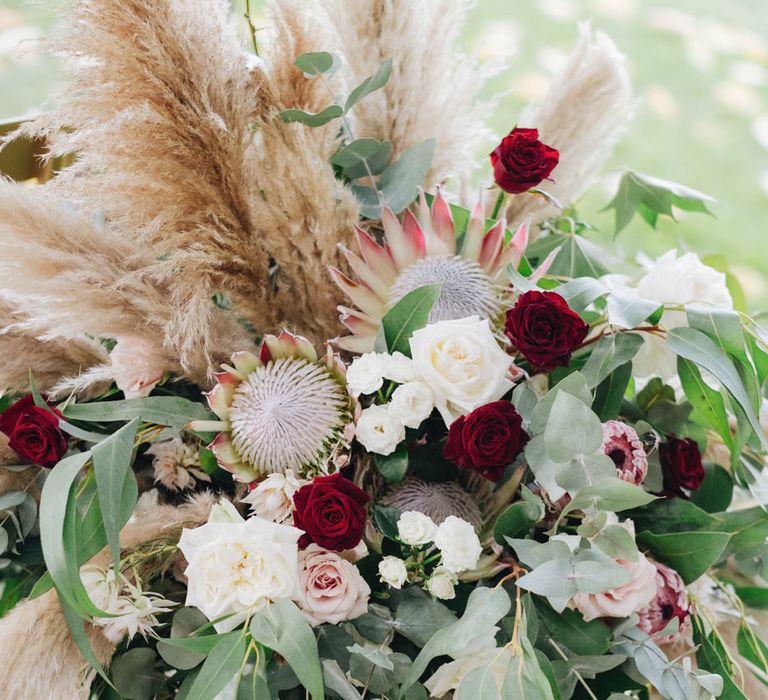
[378,556,408,589]
[346,353,387,396]
[295,544,371,626]
[111,336,166,399]
[569,552,658,621]
[409,316,514,426]
[387,382,434,429]
[355,404,405,455]
[397,510,438,546]
[240,470,308,523]
[177,500,302,632]
[425,567,457,600]
[434,516,482,573]
[383,351,418,383]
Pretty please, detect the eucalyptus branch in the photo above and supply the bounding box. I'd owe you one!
[549,638,599,700]
[244,0,259,55]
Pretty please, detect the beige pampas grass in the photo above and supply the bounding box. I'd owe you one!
[0,492,216,700]
[318,0,496,186]
[505,23,634,227]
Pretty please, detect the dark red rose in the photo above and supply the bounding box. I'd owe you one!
[444,401,529,482]
[490,127,559,194]
[0,394,67,468]
[504,291,589,371]
[660,437,705,497]
[293,472,370,551]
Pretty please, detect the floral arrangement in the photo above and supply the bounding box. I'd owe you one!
[0,1,767,699]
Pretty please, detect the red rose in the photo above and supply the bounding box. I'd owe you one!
[490,127,559,194]
[660,437,705,497]
[293,472,370,551]
[504,291,589,371]
[0,394,67,468]
[444,401,529,482]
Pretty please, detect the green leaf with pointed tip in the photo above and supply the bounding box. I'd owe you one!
[606,290,662,329]
[677,357,732,448]
[534,601,611,656]
[380,283,441,356]
[293,51,340,76]
[592,361,632,421]
[690,464,733,513]
[332,138,392,179]
[637,530,731,583]
[279,105,343,127]
[62,397,213,428]
[186,631,247,700]
[580,333,643,389]
[374,444,408,483]
[378,139,436,214]
[345,58,393,112]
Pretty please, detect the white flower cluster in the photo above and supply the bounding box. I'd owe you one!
[351,317,516,455]
[377,511,482,600]
[80,565,175,643]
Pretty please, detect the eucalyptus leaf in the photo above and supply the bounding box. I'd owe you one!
[378,139,436,214]
[186,631,247,700]
[345,58,393,112]
[544,392,603,462]
[279,105,344,126]
[530,372,592,434]
[534,601,612,656]
[374,444,408,483]
[592,362,632,421]
[677,357,732,448]
[293,51,340,76]
[380,283,441,356]
[580,333,643,388]
[637,530,731,583]
[393,589,457,647]
[691,464,733,513]
[555,277,607,311]
[63,397,213,428]
[606,290,662,329]
[111,648,162,700]
[332,138,392,179]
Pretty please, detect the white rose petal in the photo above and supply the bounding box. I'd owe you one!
[347,353,388,396]
[397,510,438,546]
[387,381,434,429]
[384,351,419,383]
[425,567,457,600]
[434,516,482,574]
[378,556,408,589]
[355,404,406,456]
[409,316,514,426]
[177,508,302,632]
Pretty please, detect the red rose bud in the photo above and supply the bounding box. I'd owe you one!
[660,437,705,497]
[444,401,529,482]
[490,127,559,194]
[504,291,589,371]
[293,472,370,551]
[0,394,67,468]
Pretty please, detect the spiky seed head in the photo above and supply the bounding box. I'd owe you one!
[383,476,484,529]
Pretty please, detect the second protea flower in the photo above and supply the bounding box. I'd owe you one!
[198,332,351,482]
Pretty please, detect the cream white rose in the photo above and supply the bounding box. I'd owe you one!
[387,382,434,429]
[378,556,408,589]
[397,510,438,546]
[240,470,308,523]
[425,567,457,600]
[295,544,370,626]
[434,516,482,573]
[347,353,387,396]
[383,351,418,383]
[569,552,658,621]
[355,404,405,455]
[409,316,514,425]
[111,336,166,399]
[177,501,302,632]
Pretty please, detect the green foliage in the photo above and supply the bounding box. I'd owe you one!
[157,607,213,670]
[111,648,163,700]
[637,530,731,583]
[527,231,608,279]
[186,631,248,700]
[293,51,340,77]
[374,444,409,483]
[332,138,392,180]
[592,361,632,421]
[279,105,343,126]
[62,396,212,428]
[374,283,441,356]
[604,171,715,235]
[580,333,643,388]
[345,59,393,112]
[533,601,612,656]
[494,487,544,544]
[690,464,734,513]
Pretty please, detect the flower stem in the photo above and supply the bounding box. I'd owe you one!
[244,0,259,55]
[491,189,507,219]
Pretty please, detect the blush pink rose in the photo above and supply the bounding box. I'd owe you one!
[570,553,657,621]
[111,337,166,399]
[295,544,370,626]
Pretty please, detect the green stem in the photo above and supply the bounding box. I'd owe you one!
[244,0,259,55]
[491,189,507,219]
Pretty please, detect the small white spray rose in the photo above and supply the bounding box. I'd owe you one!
[111,336,166,399]
[409,316,514,426]
[355,405,406,456]
[434,516,482,573]
[346,353,387,396]
[240,469,308,523]
[383,351,419,383]
[387,381,434,429]
[425,568,458,600]
[177,500,302,632]
[397,510,438,546]
[378,556,408,589]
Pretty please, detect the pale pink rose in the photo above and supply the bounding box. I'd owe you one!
[638,560,691,643]
[295,544,370,626]
[570,553,657,621]
[602,421,648,485]
[111,337,166,399]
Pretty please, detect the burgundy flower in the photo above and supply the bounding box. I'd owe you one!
[444,401,529,482]
[602,421,648,485]
[660,437,705,497]
[0,394,67,468]
[490,127,559,194]
[504,291,589,371]
[638,560,691,643]
[293,472,370,551]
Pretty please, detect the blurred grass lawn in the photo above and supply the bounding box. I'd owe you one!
[1,0,767,308]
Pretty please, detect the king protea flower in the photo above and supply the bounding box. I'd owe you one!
[192,332,351,482]
[329,190,552,352]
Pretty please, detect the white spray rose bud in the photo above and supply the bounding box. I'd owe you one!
[355,405,405,456]
[425,568,458,600]
[434,516,482,573]
[378,556,408,589]
[397,510,438,546]
[383,351,418,383]
[346,353,387,396]
[387,381,434,429]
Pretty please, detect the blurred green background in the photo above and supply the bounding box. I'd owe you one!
[1,0,766,307]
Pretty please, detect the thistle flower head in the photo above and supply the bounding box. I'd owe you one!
[329,190,533,353]
[205,331,350,481]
